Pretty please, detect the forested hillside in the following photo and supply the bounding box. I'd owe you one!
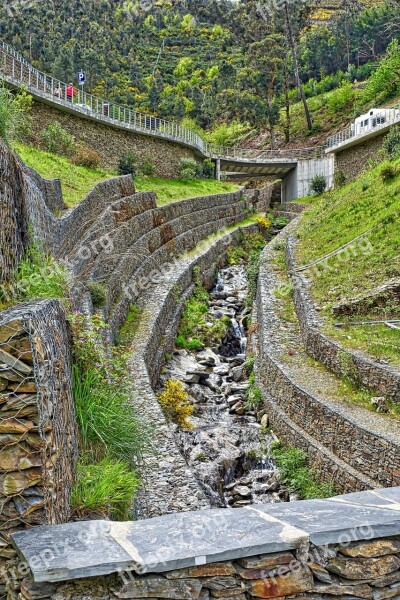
[2,0,399,145]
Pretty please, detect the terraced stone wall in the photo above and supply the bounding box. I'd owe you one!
[255,226,400,493]
[286,235,400,404]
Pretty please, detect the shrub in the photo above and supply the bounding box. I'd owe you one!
[309,174,327,195]
[207,120,249,147]
[71,143,101,168]
[178,158,201,180]
[256,216,271,230]
[383,126,400,161]
[202,157,215,179]
[380,163,399,182]
[158,379,194,429]
[87,281,107,308]
[40,122,75,155]
[118,151,136,176]
[140,155,155,176]
[361,181,369,192]
[0,85,32,144]
[271,443,335,499]
[361,39,400,104]
[71,456,139,520]
[333,171,346,188]
[245,386,262,410]
[244,355,255,375]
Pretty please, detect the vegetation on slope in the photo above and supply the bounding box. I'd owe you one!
[15,143,238,208]
[297,155,400,368]
[2,0,398,143]
[69,313,152,519]
[15,143,113,208]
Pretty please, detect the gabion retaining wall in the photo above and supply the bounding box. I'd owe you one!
[0,301,77,597]
[255,228,400,492]
[286,234,400,403]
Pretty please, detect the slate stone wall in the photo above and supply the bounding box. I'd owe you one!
[17,535,400,599]
[286,235,400,404]
[28,101,199,177]
[0,301,77,597]
[255,229,400,492]
[333,134,385,182]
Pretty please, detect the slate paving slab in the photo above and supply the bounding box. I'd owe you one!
[11,488,400,584]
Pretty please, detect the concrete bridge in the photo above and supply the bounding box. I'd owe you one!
[0,40,342,201]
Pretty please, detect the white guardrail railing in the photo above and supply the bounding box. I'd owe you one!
[327,105,400,150]
[0,39,327,161]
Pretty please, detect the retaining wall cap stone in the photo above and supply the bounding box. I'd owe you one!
[10,487,400,584]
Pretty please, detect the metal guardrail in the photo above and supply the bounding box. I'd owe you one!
[327,105,400,150]
[0,40,327,163]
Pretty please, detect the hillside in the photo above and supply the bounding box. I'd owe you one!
[296,157,400,368]
[1,0,397,140]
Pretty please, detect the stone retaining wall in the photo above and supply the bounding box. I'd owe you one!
[334,134,385,182]
[129,224,259,519]
[10,487,400,599]
[255,230,400,492]
[28,101,198,177]
[0,301,77,597]
[286,234,400,403]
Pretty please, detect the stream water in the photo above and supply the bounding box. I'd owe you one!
[158,264,290,509]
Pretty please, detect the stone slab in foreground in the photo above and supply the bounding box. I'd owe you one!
[11,487,400,584]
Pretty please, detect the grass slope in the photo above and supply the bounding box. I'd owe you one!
[135,176,238,205]
[297,158,400,367]
[15,143,112,208]
[15,143,238,208]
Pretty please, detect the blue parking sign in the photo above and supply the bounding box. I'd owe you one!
[78,71,86,85]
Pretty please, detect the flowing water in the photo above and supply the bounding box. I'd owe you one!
[158,264,290,508]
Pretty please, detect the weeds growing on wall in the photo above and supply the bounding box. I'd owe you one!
[176,266,231,349]
[0,240,70,310]
[69,313,152,519]
[271,442,335,499]
[71,456,139,520]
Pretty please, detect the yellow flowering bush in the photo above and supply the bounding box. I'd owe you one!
[158,379,194,430]
[256,216,271,230]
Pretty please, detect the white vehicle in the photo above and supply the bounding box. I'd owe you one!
[351,108,400,136]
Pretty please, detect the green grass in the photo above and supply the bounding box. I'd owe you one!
[14,143,238,209]
[326,323,400,369]
[297,157,400,367]
[135,175,238,205]
[72,362,148,463]
[117,304,143,346]
[70,455,139,520]
[271,443,335,499]
[14,142,113,208]
[0,242,70,310]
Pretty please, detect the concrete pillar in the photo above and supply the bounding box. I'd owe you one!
[215,158,221,181]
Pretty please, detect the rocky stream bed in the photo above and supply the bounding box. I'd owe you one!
[158,264,291,509]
